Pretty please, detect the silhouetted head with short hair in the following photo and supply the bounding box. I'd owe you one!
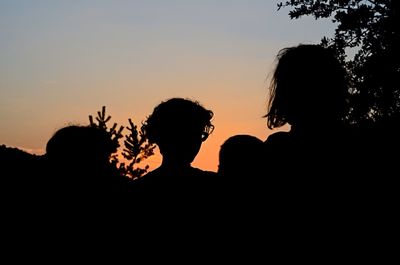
[218,134,264,177]
[143,98,214,167]
[266,44,348,131]
[45,125,117,175]
[44,125,133,207]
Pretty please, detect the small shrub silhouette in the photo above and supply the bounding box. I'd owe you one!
[89,106,155,179]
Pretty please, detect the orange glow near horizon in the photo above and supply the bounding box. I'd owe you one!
[11,100,288,173]
[1,1,333,173]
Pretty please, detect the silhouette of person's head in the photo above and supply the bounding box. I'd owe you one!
[265,44,348,131]
[45,125,117,175]
[218,134,264,177]
[143,98,214,168]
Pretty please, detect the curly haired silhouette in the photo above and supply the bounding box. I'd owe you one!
[133,98,217,202]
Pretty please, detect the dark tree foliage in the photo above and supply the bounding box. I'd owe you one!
[278,0,399,127]
[89,106,154,179]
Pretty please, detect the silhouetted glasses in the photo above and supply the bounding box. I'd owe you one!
[201,125,214,142]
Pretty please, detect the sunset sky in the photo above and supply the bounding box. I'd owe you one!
[0,0,335,171]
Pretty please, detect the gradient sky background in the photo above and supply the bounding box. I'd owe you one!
[0,0,335,171]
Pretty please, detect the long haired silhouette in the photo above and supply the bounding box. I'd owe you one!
[265,44,348,131]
